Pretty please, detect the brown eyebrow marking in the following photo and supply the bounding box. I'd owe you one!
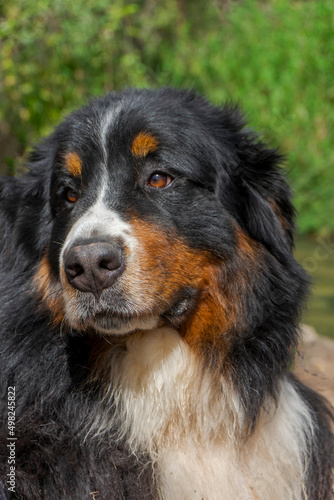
[64,152,82,177]
[131,132,159,158]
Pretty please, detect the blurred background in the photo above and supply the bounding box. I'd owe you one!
[0,0,333,338]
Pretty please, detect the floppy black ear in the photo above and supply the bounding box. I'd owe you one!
[0,139,56,266]
[0,176,24,258]
[218,124,295,258]
[0,175,22,221]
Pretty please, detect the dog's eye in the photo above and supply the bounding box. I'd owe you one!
[65,188,79,203]
[148,172,172,189]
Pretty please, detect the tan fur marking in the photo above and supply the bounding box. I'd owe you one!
[64,152,82,177]
[33,255,64,326]
[234,225,257,258]
[128,220,263,353]
[129,219,232,348]
[131,132,158,157]
[270,199,290,235]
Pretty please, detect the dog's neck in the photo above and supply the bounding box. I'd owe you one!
[89,327,241,452]
[87,327,311,500]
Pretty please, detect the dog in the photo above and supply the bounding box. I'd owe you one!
[0,88,333,499]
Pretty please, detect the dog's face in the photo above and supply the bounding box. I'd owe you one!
[8,89,302,353]
[37,91,238,340]
[49,131,233,337]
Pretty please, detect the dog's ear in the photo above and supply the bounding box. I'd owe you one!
[0,175,23,221]
[2,139,57,263]
[0,176,24,258]
[217,113,295,257]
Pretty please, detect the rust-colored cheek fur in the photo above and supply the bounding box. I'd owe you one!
[33,255,64,326]
[130,219,260,350]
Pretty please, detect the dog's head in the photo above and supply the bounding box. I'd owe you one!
[1,88,308,416]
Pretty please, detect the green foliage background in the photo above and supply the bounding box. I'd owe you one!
[1,0,333,234]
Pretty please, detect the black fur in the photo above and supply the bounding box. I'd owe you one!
[0,88,332,499]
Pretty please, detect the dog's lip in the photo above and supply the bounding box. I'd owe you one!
[74,286,200,335]
[92,311,135,329]
[87,310,160,336]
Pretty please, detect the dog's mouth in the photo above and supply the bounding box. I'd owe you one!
[88,311,160,336]
[66,287,199,337]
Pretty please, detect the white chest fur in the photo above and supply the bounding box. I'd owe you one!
[94,327,313,500]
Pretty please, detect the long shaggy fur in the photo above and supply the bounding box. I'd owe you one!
[0,88,333,499]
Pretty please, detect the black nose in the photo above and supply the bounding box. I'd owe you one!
[64,240,125,297]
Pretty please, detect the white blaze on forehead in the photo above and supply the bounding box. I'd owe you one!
[60,185,138,265]
[99,102,122,163]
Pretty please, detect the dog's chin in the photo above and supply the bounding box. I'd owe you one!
[83,313,160,337]
[64,286,198,338]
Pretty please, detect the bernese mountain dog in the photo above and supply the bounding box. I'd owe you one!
[0,88,333,499]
